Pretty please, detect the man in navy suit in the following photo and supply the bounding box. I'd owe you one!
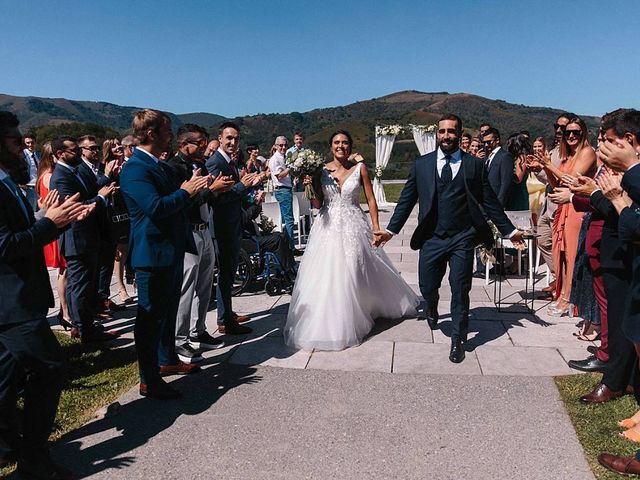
[120,109,210,399]
[206,122,260,335]
[50,136,117,343]
[375,114,524,363]
[0,111,90,480]
[481,127,514,206]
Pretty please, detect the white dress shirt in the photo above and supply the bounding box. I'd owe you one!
[485,146,501,170]
[82,158,100,178]
[436,147,463,179]
[136,147,160,163]
[268,152,292,188]
[23,149,39,186]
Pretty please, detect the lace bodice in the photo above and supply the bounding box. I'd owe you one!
[320,163,363,210]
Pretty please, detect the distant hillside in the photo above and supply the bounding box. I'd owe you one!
[0,90,600,179]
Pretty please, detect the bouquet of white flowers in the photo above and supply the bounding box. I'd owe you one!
[285,148,325,200]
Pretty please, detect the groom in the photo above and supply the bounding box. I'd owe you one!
[375,114,524,363]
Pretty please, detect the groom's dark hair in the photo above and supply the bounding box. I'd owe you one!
[438,114,462,133]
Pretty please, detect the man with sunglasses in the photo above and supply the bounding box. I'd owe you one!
[528,113,573,298]
[167,124,234,362]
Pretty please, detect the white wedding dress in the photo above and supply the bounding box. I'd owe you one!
[284,163,419,351]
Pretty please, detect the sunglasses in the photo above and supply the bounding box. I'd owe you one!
[276,143,288,147]
[81,145,100,151]
[563,129,583,138]
[185,138,207,147]
[554,123,567,131]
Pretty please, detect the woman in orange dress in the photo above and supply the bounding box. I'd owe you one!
[36,141,71,329]
[540,117,596,316]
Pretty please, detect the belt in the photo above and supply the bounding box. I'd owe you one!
[274,186,292,190]
[112,213,129,223]
[192,223,208,232]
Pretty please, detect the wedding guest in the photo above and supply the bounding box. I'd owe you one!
[50,136,117,343]
[167,124,233,363]
[286,131,306,156]
[468,137,481,156]
[269,135,297,252]
[541,117,597,316]
[527,113,573,299]
[121,134,137,161]
[0,111,89,480]
[204,139,220,159]
[36,141,71,330]
[482,127,514,206]
[21,133,40,210]
[504,133,531,212]
[527,137,547,224]
[206,122,260,335]
[460,132,472,152]
[120,109,210,399]
[479,123,492,138]
[102,138,133,305]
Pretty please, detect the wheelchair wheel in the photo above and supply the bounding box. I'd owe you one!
[232,249,253,296]
[265,280,281,296]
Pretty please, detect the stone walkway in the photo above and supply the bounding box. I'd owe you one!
[46,205,595,479]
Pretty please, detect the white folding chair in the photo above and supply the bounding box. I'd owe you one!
[294,192,313,246]
[261,201,282,232]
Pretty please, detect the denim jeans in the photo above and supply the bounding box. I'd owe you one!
[274,188,295,249]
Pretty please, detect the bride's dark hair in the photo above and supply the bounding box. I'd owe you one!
[329,130,353,155]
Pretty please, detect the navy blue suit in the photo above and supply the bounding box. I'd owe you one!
[486,147,514,206]
[206,151,248,324]
[50,162,103,337]
[120,148,194,384]
[388,150,514,340]
[0,178,64,463]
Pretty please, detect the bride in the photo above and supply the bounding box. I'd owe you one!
[284,130,419,351]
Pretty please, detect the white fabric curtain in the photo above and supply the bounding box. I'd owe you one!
[411,127,437,155]
[374,134,395,205]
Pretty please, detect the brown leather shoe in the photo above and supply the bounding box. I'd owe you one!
[159,361,201,376]
[598,453,640,475]
[580,383,624,404]
[542,280,556,293]
[233,312,250,323]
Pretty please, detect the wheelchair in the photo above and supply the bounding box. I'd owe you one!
[213,236,293,297]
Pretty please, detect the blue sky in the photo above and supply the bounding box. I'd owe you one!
[1,0,639,117]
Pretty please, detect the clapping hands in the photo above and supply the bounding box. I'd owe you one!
[44,192,95,228]
[181,170,211,197]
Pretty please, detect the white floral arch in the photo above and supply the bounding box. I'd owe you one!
[373,124,437,205]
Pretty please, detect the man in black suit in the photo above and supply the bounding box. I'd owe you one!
[481,127,514,206]
[375,114,524,363]
[49,136,117,343]
[0,111,89,480]
[206,122,260,335]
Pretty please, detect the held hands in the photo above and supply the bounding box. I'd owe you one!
[599,139,639,172]
[548,186,571,205]
[45,192,94,228]
[569,175,598,196]
[372,230,393,247]
[209,172,235,193]
[181,170,211,197]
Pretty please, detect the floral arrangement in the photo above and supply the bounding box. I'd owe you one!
[374,166,384,179]
[285,148,325,200]
[259,213,275,234]
[376,125,403,137]
[410,124,438,134]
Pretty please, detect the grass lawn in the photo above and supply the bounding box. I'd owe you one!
[360,182,405,204]
[1,331,138,476]
[555,373,640,479]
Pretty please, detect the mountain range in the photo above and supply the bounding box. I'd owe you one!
[0,90,600,178]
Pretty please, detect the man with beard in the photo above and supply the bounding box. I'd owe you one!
[0,111,90,479]
[375,114,524,363]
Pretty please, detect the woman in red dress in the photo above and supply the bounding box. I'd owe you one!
[36,141,71,329]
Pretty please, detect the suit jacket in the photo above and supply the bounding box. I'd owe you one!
[49,162,103,257]
[387,150,515,251]
[120,148,194,268]
[167,154,216,225]
[0,181,57,324]
[205,150,247,239]
[486,147,514,206]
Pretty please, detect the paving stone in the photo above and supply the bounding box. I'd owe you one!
[432,320,512,347]
[368,319,433,343]
[504,320,583,348]
[307,340,393,373]
[475,345,574,376]
[393,342,482,375]
[229,336,311,369]
[557,346,596,366]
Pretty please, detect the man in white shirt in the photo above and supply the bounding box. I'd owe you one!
[21,134,40,210]
[269,136,297,253]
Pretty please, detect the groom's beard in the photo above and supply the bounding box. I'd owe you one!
[438,138,459,155]
[3,157,30,185]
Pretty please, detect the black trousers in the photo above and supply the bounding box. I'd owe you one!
[65,254,98,337]
[215,232,241,325]
[419,227,476,341]
[603,267,639,393]
[0,316,64,460]
[97,239,117,302]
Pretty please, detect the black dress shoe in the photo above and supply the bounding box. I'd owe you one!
[140,381,181,399]
[568,355,607,373]
[449,338,465,363]
[424,307,439,330]
[219,320,252,335]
